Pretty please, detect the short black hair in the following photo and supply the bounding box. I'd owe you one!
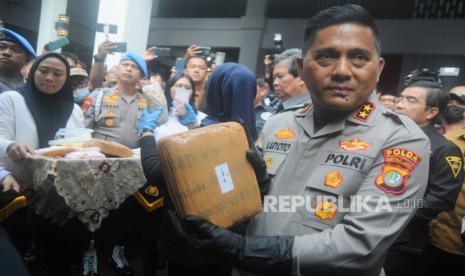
[407,81,449,124]
[164,74,197,114]
[256,76,269,88]
[185,55,207,68]
[303,4,381,56]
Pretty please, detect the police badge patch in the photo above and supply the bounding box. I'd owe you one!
[445,156,462,178]
[376,148,422,195]
[376,165,410,195]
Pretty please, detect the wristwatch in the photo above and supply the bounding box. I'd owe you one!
[138,128,153,138]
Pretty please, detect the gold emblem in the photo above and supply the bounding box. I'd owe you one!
[265,156,273,168]
[339,138,372,151]
[105,119,115,127]
[145,185,159,197]
[274,128,296,140]
[325,171,344,188]
[353,102,375,122]
[445,156,462,178]
[315,201,336,220]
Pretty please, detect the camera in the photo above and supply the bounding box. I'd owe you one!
[153,47,171,57]
[404,68,442,87]
[112,42,127,53]
[273,33,283,49]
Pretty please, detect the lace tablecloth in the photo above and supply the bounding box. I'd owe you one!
[18,156,147,231]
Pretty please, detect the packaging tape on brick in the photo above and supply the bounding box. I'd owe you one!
[158,122,262,228]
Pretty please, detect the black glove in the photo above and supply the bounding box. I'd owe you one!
[169,211,294,275]
[238,118,271,197]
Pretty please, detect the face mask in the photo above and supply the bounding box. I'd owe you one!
[73,87,89,104]
[443,105,465,123]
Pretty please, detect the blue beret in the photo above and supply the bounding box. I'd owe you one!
[120,51,147,77]
[0,28,36,57]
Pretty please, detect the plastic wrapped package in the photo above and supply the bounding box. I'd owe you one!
[158,122,262,228]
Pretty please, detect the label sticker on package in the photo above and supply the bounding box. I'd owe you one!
[215,163,234,194]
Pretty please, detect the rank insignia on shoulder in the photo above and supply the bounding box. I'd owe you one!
[325,171,344,188]
[376,165,410,195]
[445,156,462,178]
[353,101,375,122]
[339,138,372,151]
[274,128,296,140]
[314,200,336,220]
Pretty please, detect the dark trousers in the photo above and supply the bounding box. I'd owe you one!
[426,245,465,276]
[98,195,164,276]
[384,247,428,276]
[168,261,232,276]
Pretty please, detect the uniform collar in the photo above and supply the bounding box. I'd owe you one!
[297,92,380,138]
[280,92,311,110]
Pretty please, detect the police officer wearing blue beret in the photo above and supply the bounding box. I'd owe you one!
[0,28,36,93]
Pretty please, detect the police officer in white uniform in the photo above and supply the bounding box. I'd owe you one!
[83,51,148,149]
[168,5,430,276]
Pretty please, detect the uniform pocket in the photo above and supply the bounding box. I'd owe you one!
[262,138,296,175]
[98,110,120,128]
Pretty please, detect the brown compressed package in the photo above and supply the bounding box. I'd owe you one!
[158,122,262,228]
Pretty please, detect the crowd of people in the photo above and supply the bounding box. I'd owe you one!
[1,4,465,276]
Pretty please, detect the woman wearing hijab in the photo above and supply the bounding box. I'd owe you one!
[135,63,258,276]
[202,62,257,139]
[0,52,83,275]
[0,52,83,158]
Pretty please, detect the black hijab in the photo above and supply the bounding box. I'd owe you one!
[22,52,74,148]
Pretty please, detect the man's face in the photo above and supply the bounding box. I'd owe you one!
[273,63,306,101]
[300,23,384,114]
[116,60,142,84]
[379,94,397,110]
[0,40,29,73]
[449,86,465,108]
[395,86,433,127]
[184,57,207,84]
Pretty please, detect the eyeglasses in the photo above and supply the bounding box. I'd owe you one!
[396,96,427,106]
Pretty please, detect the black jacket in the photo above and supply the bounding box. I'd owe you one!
[140,136,224,266]
[394,124,464,254]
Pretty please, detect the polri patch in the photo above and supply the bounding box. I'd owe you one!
[383,148,421,171]
[375,148,422,194]
[376,165,410,195]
